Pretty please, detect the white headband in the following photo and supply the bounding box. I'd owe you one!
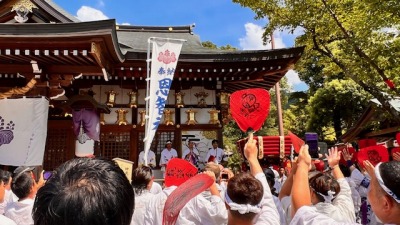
[310,186,335,203]
[224,191,262,214]
[374,163,400,203]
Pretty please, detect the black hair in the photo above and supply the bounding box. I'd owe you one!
[131,166,153,195]
[212,139,219,145]
[11,170,34,199]
[380,161,400,201]
[227,172,263,221]
[0,169,12,185]
[33,157,135,225]
[309,173,340,203]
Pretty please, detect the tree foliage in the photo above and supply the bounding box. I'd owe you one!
[307,79,371,142]
[232,0,400,121]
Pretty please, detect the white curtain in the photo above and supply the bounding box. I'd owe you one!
[0,97,49,166]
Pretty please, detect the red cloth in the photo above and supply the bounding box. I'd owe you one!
[164,158,198,187]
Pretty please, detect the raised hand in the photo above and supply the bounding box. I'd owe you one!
[297,145,311,168]
[342,147,353,161]
[326,147,341,168]
[393,152,400,162]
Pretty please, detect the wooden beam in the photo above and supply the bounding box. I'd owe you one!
[0,64,103,74]
[364,126,400,138]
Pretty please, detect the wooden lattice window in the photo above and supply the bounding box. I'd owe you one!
[98,131,131,160]
[44,126,74,171]
[138,131,174,167]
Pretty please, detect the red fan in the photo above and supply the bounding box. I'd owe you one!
[230,88,270,158]
[357,145,389,167]
[162,174,214,225]
[396,132,400,145]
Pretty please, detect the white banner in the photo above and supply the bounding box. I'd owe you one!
[0,97,49,166]
[144,39,184,164]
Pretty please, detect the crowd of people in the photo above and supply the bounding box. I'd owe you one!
[0,136,399,225]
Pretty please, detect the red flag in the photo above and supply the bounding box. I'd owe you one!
[230,88,270,133]
[288,131,304,153]
[164,158,198,187]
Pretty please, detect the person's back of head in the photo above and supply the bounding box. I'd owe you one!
[33,157,134,225]
[309,172,340,204]
[132,166,153,195]
[204,162,221,180]
[11,167,35,200]
[226,172,263,223]
[370,161,400,224]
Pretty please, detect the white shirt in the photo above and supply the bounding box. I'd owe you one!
[182,148,200,160]
[273,195,287,225]
[313,178,356,223]
[281,178,356,224]
[274,174,287,194]
[4,198,34,225]
[144,186,177,225]
[205,147,225,164]
[290,205,359,225]
[159,148,178,169]
[177,193,228,225]
[252,173,280,225]
[345,177,361,216]
[150,182,162,195]
[0,189,14,215]
[138,150,156,167]
[0,215,17,225]
[130,191,154,225]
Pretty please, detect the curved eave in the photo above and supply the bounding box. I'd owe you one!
[0,19,124,63]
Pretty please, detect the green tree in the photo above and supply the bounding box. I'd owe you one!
[307,79,371,142]
[232,0,400,122]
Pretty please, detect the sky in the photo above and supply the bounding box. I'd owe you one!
[53,0,308,91]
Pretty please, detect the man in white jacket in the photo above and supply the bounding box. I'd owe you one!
[0,169,16,225]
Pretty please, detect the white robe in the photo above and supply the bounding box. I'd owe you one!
[159,148,178,170]
[130,191,154,225]
[150,182,162,195]
[177,194,228,225]
[0,189,14,215]
[281,178,356,224]
[138,150,156,167]
[144,186,177,225]
[252,173,280,225]
[290,205,359,225]
[4,198,34,225]
[0,215,16,225]
[205,147,225,164]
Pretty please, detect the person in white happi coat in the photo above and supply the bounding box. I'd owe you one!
[224,135,280,225]
[0,170,14,215]
[144,158,198,225]
[176,170,228,225]
[280,147,356,223]
[130,166,156,225]
[138,149,156,168]
[205,139,225,164]
[5,166,44,225]
[159,140,178,176]
[290,145,400,225]
[0,170,17,225]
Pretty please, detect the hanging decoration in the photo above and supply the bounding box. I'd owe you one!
[185,109,198,125]
[208,108,220,125]
[105,90,118,107]
[128,91,139,108]
[115,109,128,125]
[218,92,230,107]
[163,109,175,126]
[194,91,208,108]
[175,92,185,108]
[139,110,146,126]
[100,113,106,125]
